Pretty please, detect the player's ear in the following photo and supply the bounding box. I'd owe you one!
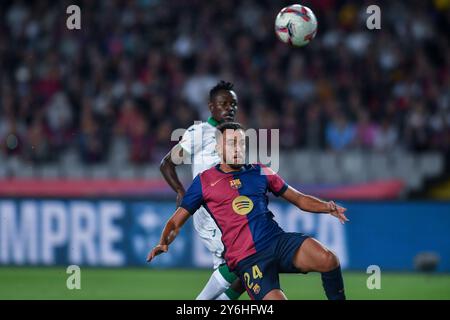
[215,137,222,156]
[208,100,214,112]
[215,141,220,154]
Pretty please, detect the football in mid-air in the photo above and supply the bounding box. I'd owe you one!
[275,4,318,47]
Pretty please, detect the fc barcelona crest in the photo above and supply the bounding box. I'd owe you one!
[229,178,242,189]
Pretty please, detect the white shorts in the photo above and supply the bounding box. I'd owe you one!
[193,206,225,269]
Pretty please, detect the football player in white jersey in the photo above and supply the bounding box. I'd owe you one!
[160,81,245,300]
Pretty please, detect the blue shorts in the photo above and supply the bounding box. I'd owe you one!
[234,232,309,300]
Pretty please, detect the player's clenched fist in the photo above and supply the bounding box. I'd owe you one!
[146,244,168,262]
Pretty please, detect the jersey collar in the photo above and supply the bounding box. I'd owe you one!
[215,164,252,174]
[207,116,220,127]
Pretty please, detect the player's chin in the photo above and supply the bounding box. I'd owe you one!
[229,163,244,169]
[222,115,235,122]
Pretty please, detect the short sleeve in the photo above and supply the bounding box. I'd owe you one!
[180,175,204,214]
[260,164,289,197]
[179,124,202,156]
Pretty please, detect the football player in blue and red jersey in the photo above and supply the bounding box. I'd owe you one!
[147,122,349,300]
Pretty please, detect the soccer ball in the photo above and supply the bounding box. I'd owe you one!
[275,4,318,47]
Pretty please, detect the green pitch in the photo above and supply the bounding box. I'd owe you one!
[1,267,450,300]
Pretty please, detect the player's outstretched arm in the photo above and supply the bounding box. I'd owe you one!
[160,144,187,207]
[146,207,191,262]
[281,186,349,224]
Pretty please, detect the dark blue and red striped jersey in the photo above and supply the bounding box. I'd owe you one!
[180,163,289,270]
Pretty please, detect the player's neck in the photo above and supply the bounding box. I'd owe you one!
[207,116,220,127]
[219,163,243,173]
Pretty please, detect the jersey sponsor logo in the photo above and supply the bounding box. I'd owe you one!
[232,196,254,215]
[229,178,242,189]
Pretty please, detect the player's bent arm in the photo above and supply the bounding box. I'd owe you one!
[281,186,331,213]
[281,186,349,224]
[146,207,191,262]
[160,144,188,206]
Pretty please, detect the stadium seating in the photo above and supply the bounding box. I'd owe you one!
[0,150,444,195]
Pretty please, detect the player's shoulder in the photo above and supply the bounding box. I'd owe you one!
[185,121,211,133]
[197,165,222,185]
[180,121,212,152]
[253,163,277,176]
[250,162,265,171]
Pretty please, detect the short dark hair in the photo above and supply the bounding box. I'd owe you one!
[209,80,234,101]
[215,122,245,139]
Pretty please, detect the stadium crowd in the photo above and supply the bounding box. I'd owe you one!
[0,0,448,165]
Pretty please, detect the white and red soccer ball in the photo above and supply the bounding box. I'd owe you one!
[275,4,318,47]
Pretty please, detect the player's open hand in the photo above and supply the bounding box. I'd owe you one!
[328,201,349,224]
[146,244,168,263]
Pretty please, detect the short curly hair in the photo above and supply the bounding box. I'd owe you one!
[215,122,245,140]
[209,80,234,101]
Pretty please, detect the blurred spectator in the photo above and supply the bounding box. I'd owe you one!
[280,100,301,149]
[183,63,219,120]
[117,99,142,136]
[152,120,176,162]
[405,102,430,151]
[45,92,73,155]
[79,110,107,164]
[374,119,398,152]
[128,116,154,164]
[0,0,447,167]
[25,115,51,163]
[304,103,324,150]
[326,113,356,151]
[355,111,377,149]
[0,115,26,157]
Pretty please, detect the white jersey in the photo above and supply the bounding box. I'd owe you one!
[179,118,225,269]
[179,119,221,177]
